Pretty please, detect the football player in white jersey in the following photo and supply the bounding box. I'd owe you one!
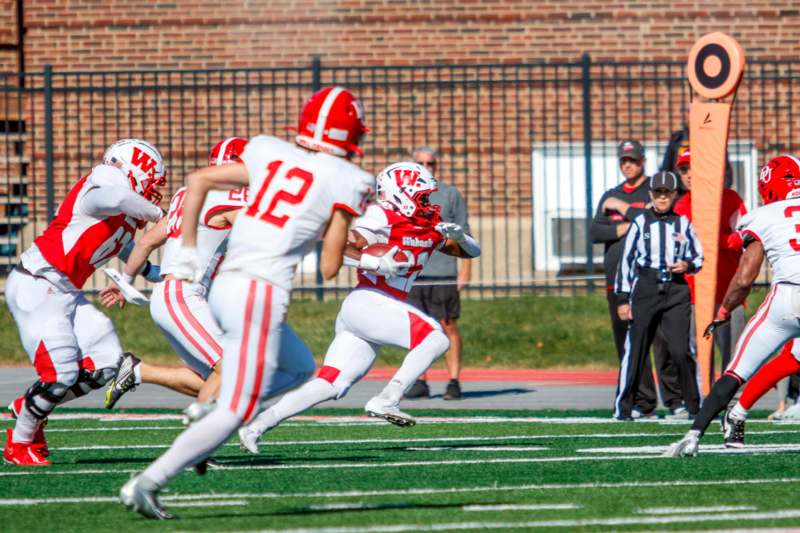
[665,155,800,457]
[120,86,376,519]
[3,139,165,466]
[238,161,481,453]
[101,137,315,408]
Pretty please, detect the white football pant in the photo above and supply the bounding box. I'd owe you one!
[141,271,315,487]
[726,283,800,381]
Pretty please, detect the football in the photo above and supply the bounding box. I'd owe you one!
[361,243,407,262]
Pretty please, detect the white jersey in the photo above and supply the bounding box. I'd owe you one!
[739,197,800,285]
[220,135,375,290]
[160,186,249,289]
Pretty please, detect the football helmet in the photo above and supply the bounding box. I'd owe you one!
[758,155,800,205]
[103,139,166,204]
[208,137,248,166]
[295,86,368,157]
[376,162,439,220]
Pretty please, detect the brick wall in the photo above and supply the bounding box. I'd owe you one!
[0,1,793,72]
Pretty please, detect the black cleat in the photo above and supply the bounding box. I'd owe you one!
[443,379,462,400]
[404,379,430,399]
[721,409,746,448]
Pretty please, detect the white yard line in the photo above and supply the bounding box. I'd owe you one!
[241,509,800,532]
[636,505,756,515]
[1,477,798,506]
[578,443,800,455]
[404,446,549,452]
[462,503,579,512]
[168,500,248,508]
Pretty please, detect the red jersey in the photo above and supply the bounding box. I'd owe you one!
[22,165,163,290]
[673,188,747,304]
[354,204,445,300]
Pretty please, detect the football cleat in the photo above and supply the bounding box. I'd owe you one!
[662,430,700,457]
[3,428,51,466]
[721,409,746,448]
[120,475,174,520]
[238,425,261,455]
[181,401,216,426]
[8,397,48,457]
[105,352,141,409]
[364,397,416,427]
[664,406,690,420]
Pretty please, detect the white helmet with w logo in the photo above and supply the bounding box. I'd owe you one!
[103,138,167,204]
[376,161,438,219]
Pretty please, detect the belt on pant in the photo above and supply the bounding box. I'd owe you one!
[637,267,687,293]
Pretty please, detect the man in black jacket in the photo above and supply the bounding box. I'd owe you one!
[591,140,682,417]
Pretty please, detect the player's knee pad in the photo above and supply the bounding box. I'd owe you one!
[67,367,117,399]
[24,380,71,419]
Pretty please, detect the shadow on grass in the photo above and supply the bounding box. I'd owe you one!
[407,387,536,401]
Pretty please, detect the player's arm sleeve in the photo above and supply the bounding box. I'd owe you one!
[81,186,163,222]
[614,218,641,302]
[590,192,618,243]
[683,218,704,273]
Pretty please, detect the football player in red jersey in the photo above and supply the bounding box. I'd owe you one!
[3,139,165,466]
[238,161,481,453]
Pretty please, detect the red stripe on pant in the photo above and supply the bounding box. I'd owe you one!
[727,285,778,374]
[163,279,218,367]
[243,284,273,423]
[230,280,258,415]
[174,280,223,358]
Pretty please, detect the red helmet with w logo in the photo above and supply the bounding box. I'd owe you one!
[208,137,248,166]
[758,155,800,205]
[295,86,369,157]
[376,161,439,220]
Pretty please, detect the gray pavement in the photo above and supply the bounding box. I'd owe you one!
[0,367,782,411]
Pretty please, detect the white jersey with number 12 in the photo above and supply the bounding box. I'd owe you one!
[220,135,375,290]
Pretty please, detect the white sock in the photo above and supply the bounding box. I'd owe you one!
[378,380,405,404]
[142,405,240,488]
[391,330,449,391]
[12,403,40,443]
[250,378,336,437]
[730,402,748,420]
[133,363,143,386]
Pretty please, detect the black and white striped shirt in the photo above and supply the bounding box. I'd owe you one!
[615,208,703,299]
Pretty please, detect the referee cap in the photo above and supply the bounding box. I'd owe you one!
[650,171,679,191]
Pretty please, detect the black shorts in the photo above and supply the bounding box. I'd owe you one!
[407,280,461,321]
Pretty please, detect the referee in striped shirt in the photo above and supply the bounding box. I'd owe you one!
[613,171,703,420]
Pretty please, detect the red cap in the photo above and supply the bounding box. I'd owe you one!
[676,150,691,168]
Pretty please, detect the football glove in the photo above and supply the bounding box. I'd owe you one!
[703,318,730,339]
[170,246,203,283]
[435,222,465,241]
[359,245,414,277]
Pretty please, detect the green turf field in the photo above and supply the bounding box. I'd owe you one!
[2,408,800,532]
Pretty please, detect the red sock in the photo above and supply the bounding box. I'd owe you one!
[739,342,800,410]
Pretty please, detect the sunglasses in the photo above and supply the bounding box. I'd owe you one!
[416,160,437,168]
[677,166,690,174]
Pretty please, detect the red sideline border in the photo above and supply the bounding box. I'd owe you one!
[363,368,617,385]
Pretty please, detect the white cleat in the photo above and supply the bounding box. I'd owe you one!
[119,475,174,520]
[238,425,261,454]
[662,430,700,457]
[364,397,416,427]
[181,401,216,426]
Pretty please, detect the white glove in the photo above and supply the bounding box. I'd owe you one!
[436,222,465,242]
[102,268,149,305]
[359,245,414,277]
[170,246,203,283]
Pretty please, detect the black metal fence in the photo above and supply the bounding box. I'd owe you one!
[0,57,796,298]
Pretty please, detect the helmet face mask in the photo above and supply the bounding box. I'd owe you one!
[103,139,166,205]
[376,162,438,221]
[758,155,800,205]
[295,86,369,158]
